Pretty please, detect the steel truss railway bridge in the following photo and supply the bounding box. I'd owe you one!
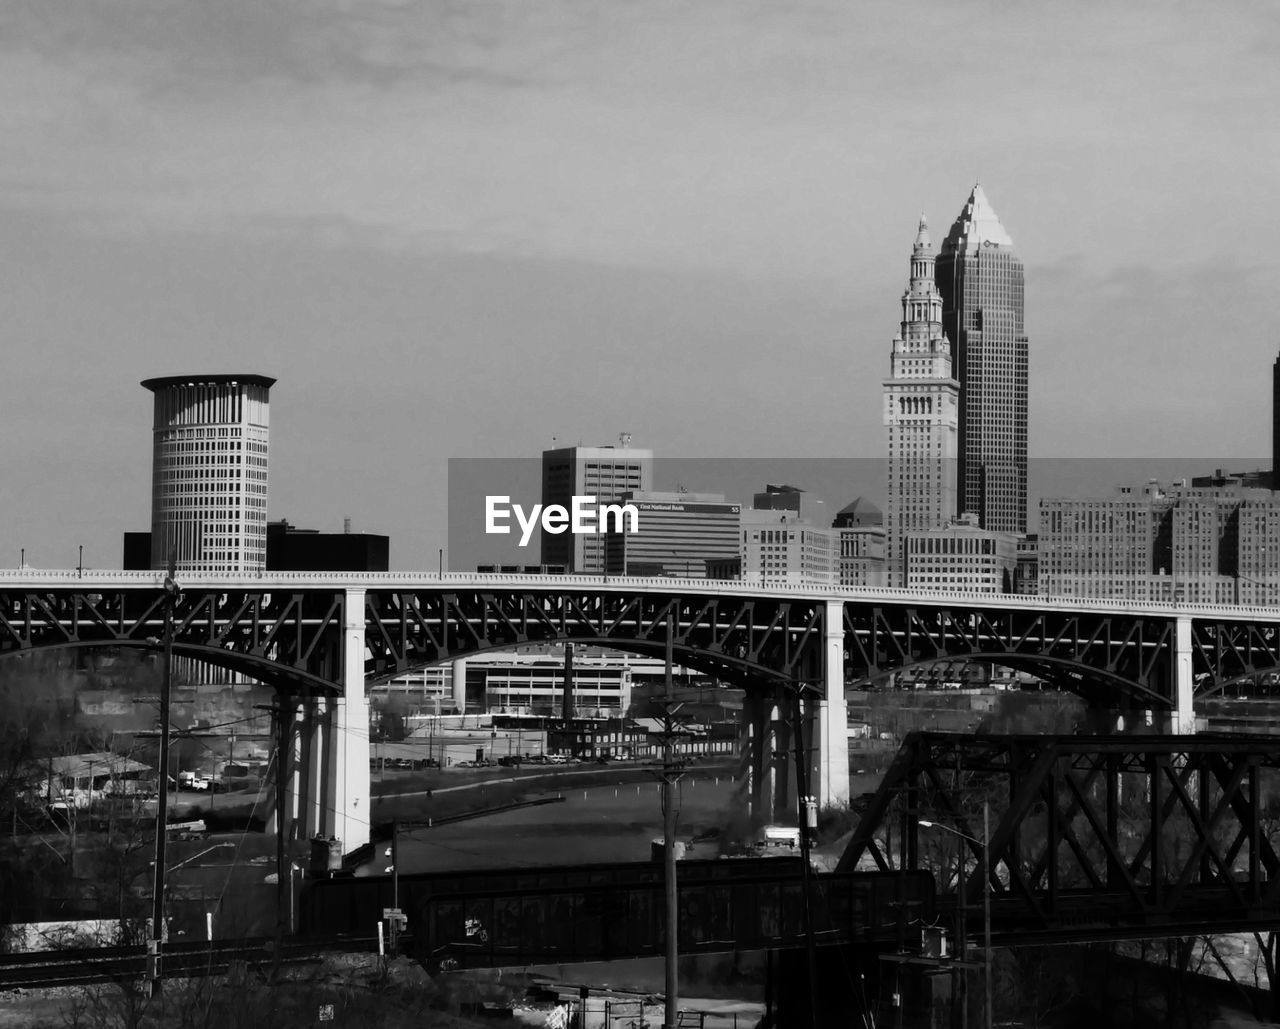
[4,571,1280,851]
[9,733,1280,988]
[838,732,1280,944]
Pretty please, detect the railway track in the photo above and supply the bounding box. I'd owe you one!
[0,934,381,990]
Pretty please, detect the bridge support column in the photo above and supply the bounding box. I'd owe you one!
[812,599,850,809]
[451,657,467,714]
[265,695,297,840]
[741,692,770,824]
[311,699,332,840]
[772,692,792,822]
[1172,615,1196,734]
[295,698,319,840]
[325,589,371,853]
[285,697,304,839]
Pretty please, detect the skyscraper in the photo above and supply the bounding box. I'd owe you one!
[142,374,274,573]
[883,215,959,587]
[936,185,1029,533]
[540,439,653,573]
[1272,350,1280,491]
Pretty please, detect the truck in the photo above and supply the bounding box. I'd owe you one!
[759,824,801,849]
[178,771,211,791]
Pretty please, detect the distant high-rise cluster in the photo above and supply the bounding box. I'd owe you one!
[1040,474,1280,604]
[883,186,1028,590]
[142,374,274,573]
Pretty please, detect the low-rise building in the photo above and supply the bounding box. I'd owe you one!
[741,489,839,586]
[1038,476,1280,602]
[604,491,741,578]
[832,498,887,587]
[905,515,1018,593]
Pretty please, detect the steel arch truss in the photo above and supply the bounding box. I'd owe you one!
[0,585,831,696]
[1191,617,1280,697]
[837,732,1280,939]
[361,588,827,690]
[842,602,1178,706]
[0,587,346,694]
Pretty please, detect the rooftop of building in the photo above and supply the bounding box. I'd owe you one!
[833,497,884,527]
[623,490,732,505]
[141,374,276,392]
[941,184,1015,252]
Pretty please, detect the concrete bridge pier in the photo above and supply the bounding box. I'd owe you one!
[264,691,302,844]
[741,692,771,824]
[451,657,467,714]
[311,699,333,840]
[289,699,317,841]
[322,588,371,852]
[771,692,792,821]
[1171,614,1195,734]
[813,599,850,809]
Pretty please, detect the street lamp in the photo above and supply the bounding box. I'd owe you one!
[919,803,993,1029]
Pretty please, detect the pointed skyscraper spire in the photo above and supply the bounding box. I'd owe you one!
[914,213,931,251]
[943,184,1015,252]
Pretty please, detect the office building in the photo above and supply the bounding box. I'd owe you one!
[884,214,960,586]
[904,514,1018,593]
[265,519,389,571]
[1015,534,1039,595]
[604,491,741,577]
[936,186,1029,533]
[374,644,690,716]
[751,484,828,524]
[740,497,839,587]
[125,518,390,572]
[832,498,887,587]
[540,438,653,573]
[141,374,274,573]
[1274,351,1280,491]
[1039,477,1280,603]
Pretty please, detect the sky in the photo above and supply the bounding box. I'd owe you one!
[2,0,1279,570]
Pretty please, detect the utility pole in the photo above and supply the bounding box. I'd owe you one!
[655,610,687,1029]
[266,692,294,979]
[389,821,400,956]
[983,801,992,1029]
[147,557,180,997]
[790,678,820,1029]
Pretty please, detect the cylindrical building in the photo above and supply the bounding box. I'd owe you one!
[141,374,275,573]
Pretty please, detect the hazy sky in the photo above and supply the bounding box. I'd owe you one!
[3,0,1279,569]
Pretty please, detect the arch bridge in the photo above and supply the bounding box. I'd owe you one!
[3,571,1279,850]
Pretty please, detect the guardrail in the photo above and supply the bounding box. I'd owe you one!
[2,570,1279,620]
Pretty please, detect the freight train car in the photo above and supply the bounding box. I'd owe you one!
[299,858,934,968]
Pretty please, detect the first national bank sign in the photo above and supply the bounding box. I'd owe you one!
[486,496,639,548]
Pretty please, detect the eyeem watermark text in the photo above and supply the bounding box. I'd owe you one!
[485,496,639,548]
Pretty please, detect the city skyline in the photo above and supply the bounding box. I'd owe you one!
[2,2,1278,569]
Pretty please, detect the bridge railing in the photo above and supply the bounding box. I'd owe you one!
[1,570,1279,619]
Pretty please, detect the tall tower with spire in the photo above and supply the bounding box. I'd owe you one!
[936,185,1029,533]
[883,215,960,588]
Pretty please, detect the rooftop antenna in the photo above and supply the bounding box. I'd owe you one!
[619,432,632,448]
